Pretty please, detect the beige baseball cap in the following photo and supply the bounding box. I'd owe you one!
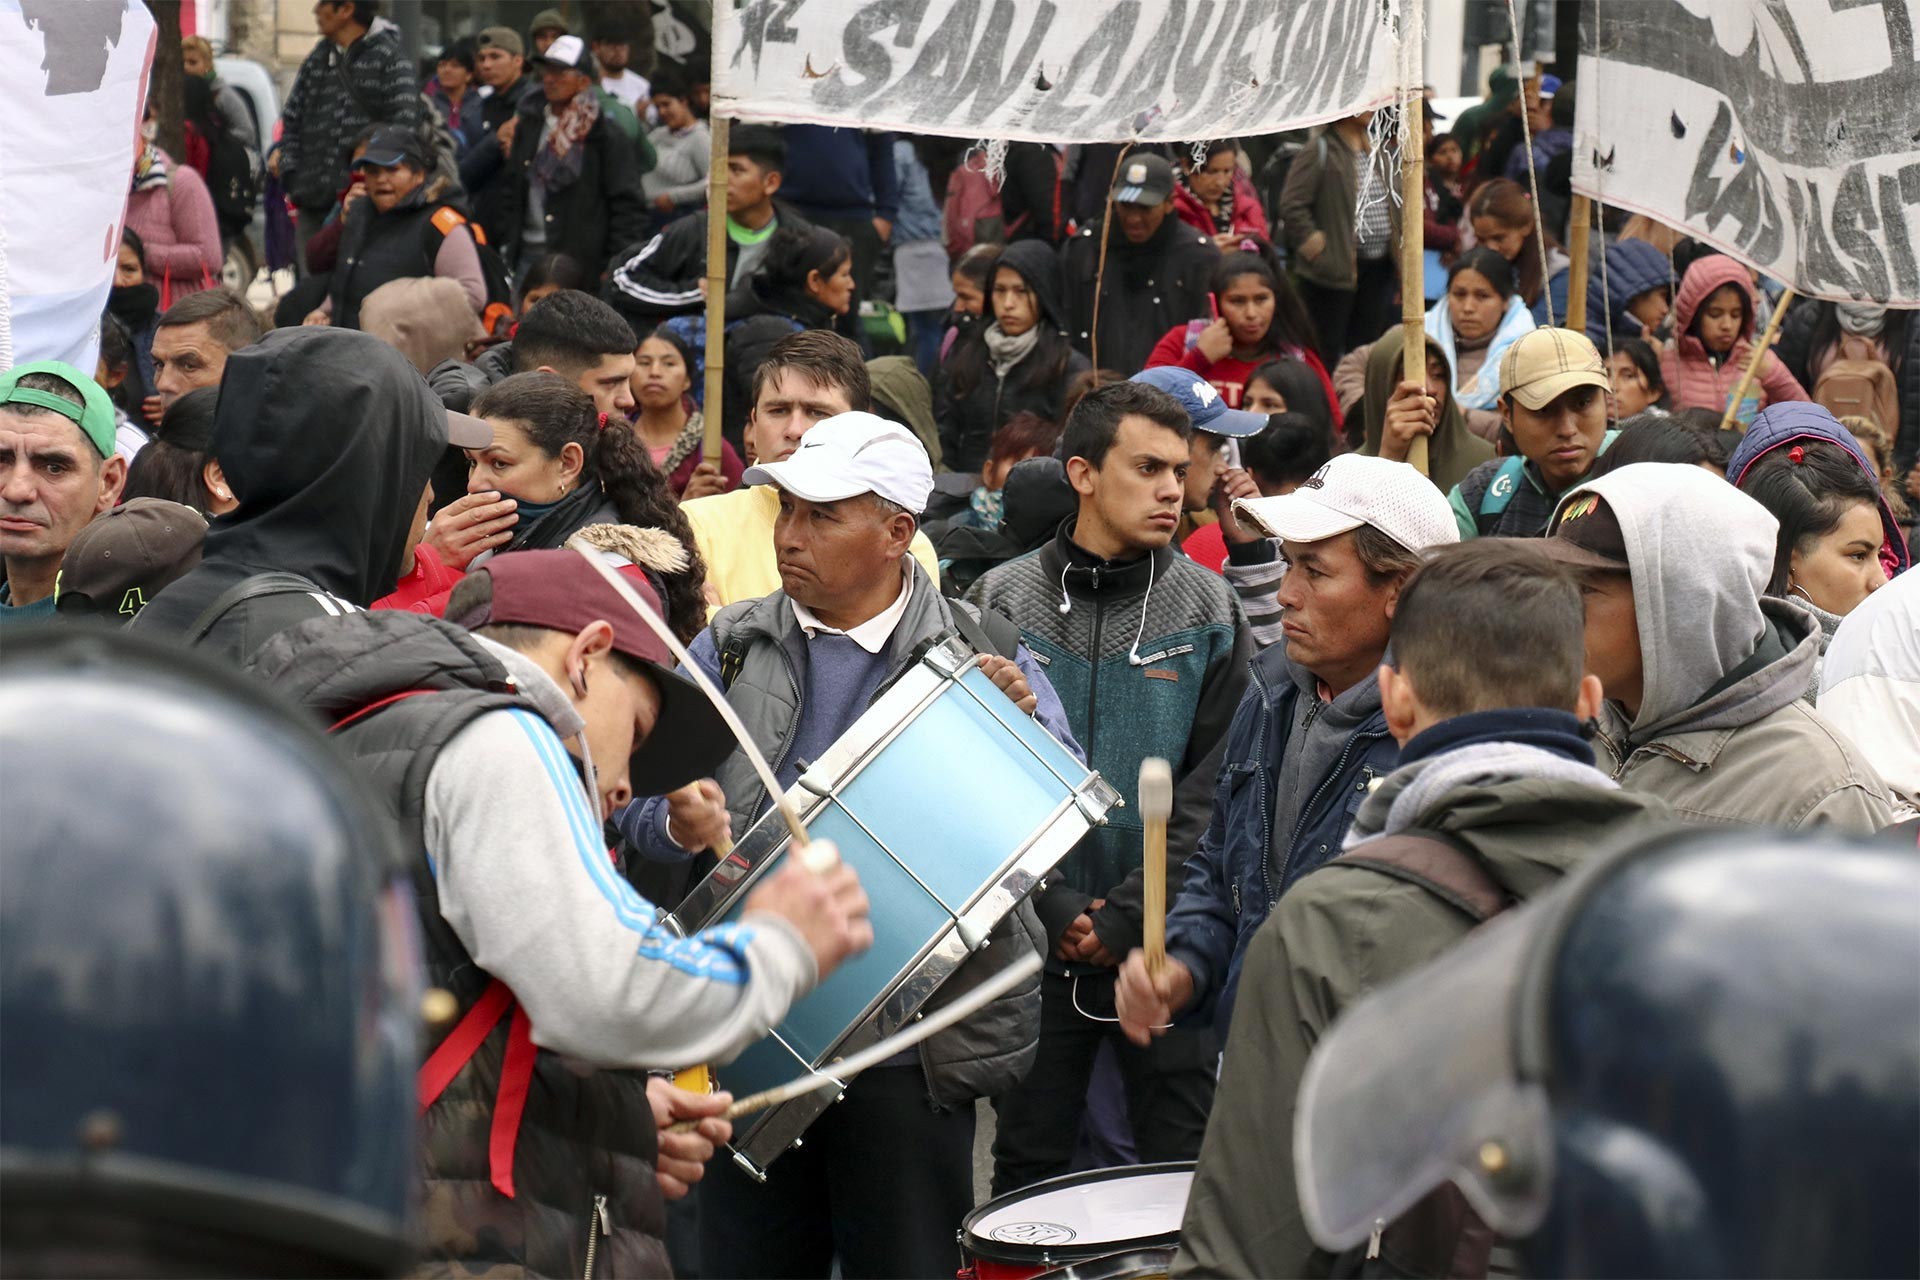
[1498,327,1610,410]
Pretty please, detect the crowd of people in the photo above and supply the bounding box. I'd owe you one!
[3,6,1917,1279]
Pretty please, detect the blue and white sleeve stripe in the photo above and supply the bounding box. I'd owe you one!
[509,710,753,984]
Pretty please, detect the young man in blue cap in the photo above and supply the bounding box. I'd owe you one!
[970,377,1249,1194]
[0,362,127,627]
[1132,364,1287,639]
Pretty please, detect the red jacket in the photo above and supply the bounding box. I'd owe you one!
[372,543,464,616]
[1172,173,1270,244]
[1661,255,1808,423]
[1143,325,1342,432]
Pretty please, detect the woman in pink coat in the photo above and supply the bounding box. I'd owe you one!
[1661,254,1808,425]
[123,124,223,306]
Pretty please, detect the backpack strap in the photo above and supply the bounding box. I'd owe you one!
[184,571,337,645]
[950,599,1024,661]
[1336,829,1511,924]
[1474,455,1528,532]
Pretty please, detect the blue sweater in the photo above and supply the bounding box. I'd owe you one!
[776,125,900,221]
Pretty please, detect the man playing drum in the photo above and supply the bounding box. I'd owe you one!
[622,411,1077,1278]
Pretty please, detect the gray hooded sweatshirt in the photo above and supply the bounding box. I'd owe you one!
[1554,464,1893,832]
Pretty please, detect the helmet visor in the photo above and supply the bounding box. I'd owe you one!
[1294,897,1558,1250]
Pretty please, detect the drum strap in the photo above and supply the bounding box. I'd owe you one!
[950,601,1024,662]
[416,977,538,1199]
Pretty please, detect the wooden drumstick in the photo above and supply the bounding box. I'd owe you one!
[667,951,1041,1132]
[1139,758,1173,981]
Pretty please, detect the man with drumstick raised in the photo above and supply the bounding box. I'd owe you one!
[970,377,1252,1194]
[621,411,1076,1279]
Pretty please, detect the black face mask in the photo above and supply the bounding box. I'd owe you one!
[109,282,160,329]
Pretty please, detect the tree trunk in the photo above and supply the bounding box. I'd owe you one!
[146,0,186,164]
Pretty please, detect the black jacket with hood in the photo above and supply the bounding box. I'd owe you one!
[934,239,1091,473]
[495,90,646,272]
[132,327,450,665]
[1061,212,1220,376]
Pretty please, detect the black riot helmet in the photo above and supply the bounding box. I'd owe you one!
[1295,827,1920,1279]
[0,629,420,1277]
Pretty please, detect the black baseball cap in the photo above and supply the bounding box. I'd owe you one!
[56,499,209,622]
[1113,153,1176,206]
[353,125,427,171]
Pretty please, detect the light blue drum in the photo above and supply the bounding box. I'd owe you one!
[669,634,1119,1178]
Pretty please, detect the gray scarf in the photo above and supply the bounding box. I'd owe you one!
[1836,302,1887,337]
[1343,741,1618,847]
[982,321,1041,378]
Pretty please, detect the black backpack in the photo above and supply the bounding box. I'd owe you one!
[197,113,261,236]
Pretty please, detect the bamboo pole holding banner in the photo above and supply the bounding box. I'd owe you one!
[700,114,731,465]
[1717,285,1796,432]
[1398,54,1429,475]
[1565,195,1593,335]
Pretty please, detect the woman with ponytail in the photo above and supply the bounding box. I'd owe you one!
[453,372,711,641]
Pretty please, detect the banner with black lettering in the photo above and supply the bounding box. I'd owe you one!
[0,0,155,370]
[714,0,1399,144]
[1574,1,1920,305]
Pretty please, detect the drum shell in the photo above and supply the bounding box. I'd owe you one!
[671,637,1121,1177]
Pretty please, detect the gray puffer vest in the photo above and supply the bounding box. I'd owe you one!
[707,566,1044,1108]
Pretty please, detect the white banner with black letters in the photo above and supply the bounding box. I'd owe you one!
[713,0,1401,144]
[0,0,154,370]
[1574,1,1920,305]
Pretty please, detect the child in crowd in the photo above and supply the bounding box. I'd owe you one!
[1661,254,1808,424]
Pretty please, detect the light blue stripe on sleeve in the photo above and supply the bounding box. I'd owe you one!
[507,710,750,984]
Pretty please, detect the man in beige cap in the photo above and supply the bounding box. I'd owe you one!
[1449,325,1617,538]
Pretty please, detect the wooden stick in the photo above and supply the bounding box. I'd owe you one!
[1565,194,1592,335]
[1717,285,1796,432]
[1398,80,1429,476]
[668,951,1042,1131]
[1138,759,1172,980]
[1089,142,1134,376]
[700,114,731,465]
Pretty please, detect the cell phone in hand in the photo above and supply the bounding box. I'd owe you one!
[1224,437,1243,470]
[1208,292,1221,322]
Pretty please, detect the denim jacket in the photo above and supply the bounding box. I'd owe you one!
[1164,645,1398,1033]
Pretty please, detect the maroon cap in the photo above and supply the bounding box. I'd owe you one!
[448,549,735,793]
[456,549,674,666]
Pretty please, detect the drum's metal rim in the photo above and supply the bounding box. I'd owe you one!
[1030,1246,1178,1280]
[958,1162,1197,1265]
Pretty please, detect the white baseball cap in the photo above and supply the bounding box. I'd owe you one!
[743,411,934,514]
[1233,455,1459,553]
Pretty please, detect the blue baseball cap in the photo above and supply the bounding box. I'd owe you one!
[1130,366,1269,438]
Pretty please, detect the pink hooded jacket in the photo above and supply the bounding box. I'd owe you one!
[1661,255,1808,422]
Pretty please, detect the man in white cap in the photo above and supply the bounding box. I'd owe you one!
[1115,453,1459,1044]
[620,411,1076,1279]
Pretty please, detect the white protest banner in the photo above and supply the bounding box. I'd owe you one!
[0,0,155,371]
[714,0,1401,144]
[1574,1,1920,305]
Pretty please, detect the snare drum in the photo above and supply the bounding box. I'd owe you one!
[958,1163,1195,1280]
[670,633,1120,1178]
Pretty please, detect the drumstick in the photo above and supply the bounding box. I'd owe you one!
[667,950,1041,1133]
[1139,758,1172,981]
[572,548,815,854]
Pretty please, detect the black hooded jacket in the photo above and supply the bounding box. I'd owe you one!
[1061,212,1219,376]
[132,327,450,664]
[934,239,1090,472]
